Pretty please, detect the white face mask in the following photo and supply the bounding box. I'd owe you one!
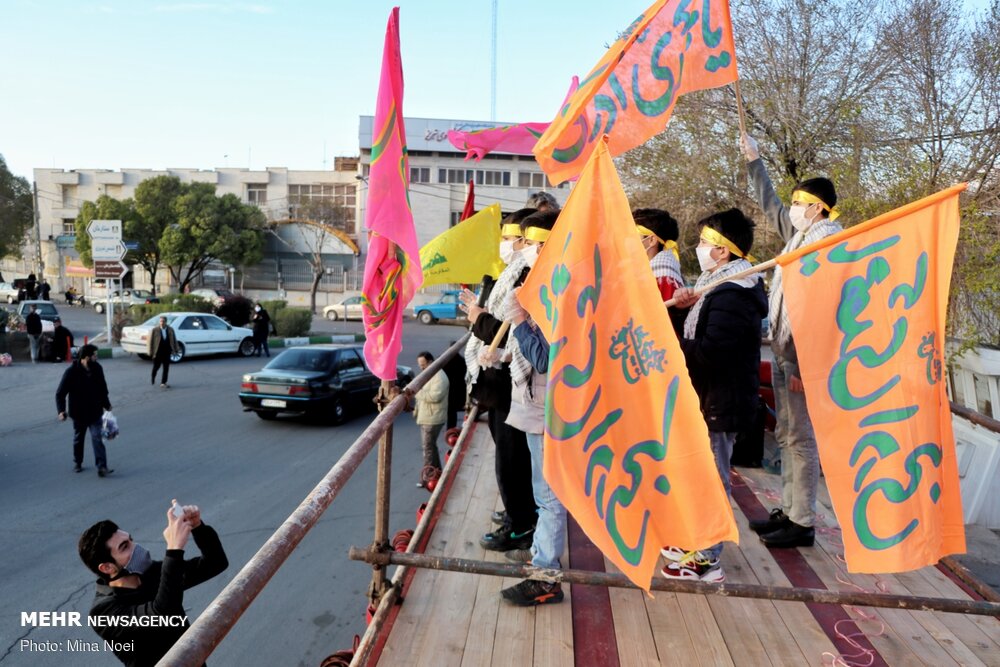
[499,239,516,264]
[520,244,541,268]
[696,246,718,272]
[789,204,815,232]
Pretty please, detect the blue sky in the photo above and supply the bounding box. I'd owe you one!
[0,0,643,178]
[1,0,993,180]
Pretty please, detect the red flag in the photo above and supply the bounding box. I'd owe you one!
[460,179,475,221]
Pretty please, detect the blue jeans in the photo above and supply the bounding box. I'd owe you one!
[73,420,107,469]
[526,433,566,569]
[771,346,819,527]
[29,334,41,362]
[702,430,736,562]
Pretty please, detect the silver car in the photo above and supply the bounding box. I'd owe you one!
[0,282,18,304]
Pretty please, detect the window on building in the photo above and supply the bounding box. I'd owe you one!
[288,183,357,234]
[439,168,474,184]
[62,220,77,236]
[247,184,267,205]
[518,171,566,189]
[62,185,77,208]
[475,169,511,186]
[948,367,966,405]
[450,211,463,227]
[973,373,995,418]
[410,167,431,183]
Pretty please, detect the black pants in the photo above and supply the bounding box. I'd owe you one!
[488,403,537,533]
[152,352,171,384]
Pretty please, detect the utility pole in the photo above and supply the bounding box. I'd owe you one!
[32,182,44,278]
[490,0,498,121]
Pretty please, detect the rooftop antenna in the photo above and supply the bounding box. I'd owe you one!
[490,0,498,121]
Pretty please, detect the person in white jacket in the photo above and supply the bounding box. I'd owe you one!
[413,351,449,486]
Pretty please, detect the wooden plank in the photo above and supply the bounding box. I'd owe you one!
[644,591,702,665]
[608,585,660,666]
[491,572,536,666]
[678,593,737,666]
[705,545,773,667]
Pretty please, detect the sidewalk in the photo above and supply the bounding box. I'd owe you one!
[95,332,365,359]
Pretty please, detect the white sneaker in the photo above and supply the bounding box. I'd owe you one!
[661,557,725,583]
[660,545,708,562]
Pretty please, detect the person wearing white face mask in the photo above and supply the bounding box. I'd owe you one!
[666,209,767,582]
[740,132,843,549]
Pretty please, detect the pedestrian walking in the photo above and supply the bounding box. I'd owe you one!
[25,304,42,363]
[149,315,179,388]
[52,317,74,363]
[39,279,51,301]
[56,344,114,476]
[413,351,449,486]
[251,303,273,357]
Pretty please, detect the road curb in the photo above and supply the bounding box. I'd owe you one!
[99,334,364,359]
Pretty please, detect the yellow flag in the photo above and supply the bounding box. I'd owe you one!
[419,204,504,286]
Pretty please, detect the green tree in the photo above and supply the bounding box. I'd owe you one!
[160,185,266,291]
[131,175,187,291]
[0,154,33,260]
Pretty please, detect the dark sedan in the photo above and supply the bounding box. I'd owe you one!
[239,345,413,423]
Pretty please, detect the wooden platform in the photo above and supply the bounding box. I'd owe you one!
[375,424,1000,666]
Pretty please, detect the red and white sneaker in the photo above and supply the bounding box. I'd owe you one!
[660,546,709,563]
[661,555,725,583]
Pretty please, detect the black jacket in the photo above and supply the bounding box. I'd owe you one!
[53,325,74,360]
[56,359,111,424]
[25,311,42,335]
[88,524,229,667]
[680,279,768,433]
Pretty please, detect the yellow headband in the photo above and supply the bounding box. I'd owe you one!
[501,223,522,237]
[700,226,757,263]
[523,226,551,243]
[791,190,840,221]
[637,225,679,260]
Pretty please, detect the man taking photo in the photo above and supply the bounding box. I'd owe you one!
[77,501,228,666]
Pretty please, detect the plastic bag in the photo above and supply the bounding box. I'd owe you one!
[101,410,120,441]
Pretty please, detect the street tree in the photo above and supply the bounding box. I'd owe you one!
[74,195,140,266]
[0,154,33,260]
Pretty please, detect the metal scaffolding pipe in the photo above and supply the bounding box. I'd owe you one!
[348,549,1000,618]
[157,334,471,667]
[351,400,481,667]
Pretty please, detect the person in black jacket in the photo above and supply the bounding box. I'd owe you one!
[663,208,768,583]
[77,501,228,667]
[25,304,42,363]
[251,303,273,357]
[52,317,74,363]
[56,344,114,475]
[442,340,467,429]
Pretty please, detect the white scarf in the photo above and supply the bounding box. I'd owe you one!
[683,258,757,340]
[769,219,841,347]
[464,254,527,385]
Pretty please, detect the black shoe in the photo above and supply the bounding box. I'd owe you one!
[491,510,508,526]
[749,508,790,535]
[761,521,815,548]
[501,579,564,606]
[97,467,114,478]
[73,463,83,473]
[480,526,534,551]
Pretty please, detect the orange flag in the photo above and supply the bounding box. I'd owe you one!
[520,138,737,590]
[778,184,967,573]
[533,0,738,185]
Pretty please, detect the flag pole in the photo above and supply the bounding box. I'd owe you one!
[733,79,748,135]
[664,258,777,308]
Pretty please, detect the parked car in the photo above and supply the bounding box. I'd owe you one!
[14,300,59,333]
[323,295,364,321]
[239,344,413,423]
[0,282,19,304]
[190,288,237,308]
[414,291,463,324]
[94,289,160,314]
[120,312,255,362]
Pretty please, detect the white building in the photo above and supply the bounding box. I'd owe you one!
[357,115,570,248]
[9,115,569,294]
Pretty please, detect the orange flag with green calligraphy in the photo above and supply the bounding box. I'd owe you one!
[778,184,967,573]
[533,0,738,185]
[520,138,737,590]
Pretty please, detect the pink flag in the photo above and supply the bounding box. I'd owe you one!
[447,77,580,161]
[361,6,422,380]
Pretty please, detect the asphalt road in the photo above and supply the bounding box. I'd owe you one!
[0,313,470,667]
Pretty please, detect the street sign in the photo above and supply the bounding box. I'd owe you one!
[92,239,127,261]
[94,260,129,280]
[87,219,122,240]
[123,241,139,251]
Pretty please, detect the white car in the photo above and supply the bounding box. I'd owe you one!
[94,289,159,314]
[120,312,255,362]
[0,282,19,304]
[323,295,364,321]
